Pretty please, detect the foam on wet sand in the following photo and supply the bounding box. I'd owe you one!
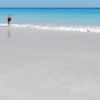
[1,23,100,33]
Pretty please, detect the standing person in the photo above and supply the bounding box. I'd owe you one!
[7,14,12,27]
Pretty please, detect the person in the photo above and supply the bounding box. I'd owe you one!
[7,14,12,26]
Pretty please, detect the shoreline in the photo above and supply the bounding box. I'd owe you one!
[0,23,100,33]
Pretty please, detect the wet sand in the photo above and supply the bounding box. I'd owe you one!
[0,27,100,100]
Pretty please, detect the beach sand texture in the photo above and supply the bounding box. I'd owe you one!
[0,27,100,100]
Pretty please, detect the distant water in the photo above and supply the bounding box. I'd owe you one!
[0,8,100,25]
[0,8,100,33]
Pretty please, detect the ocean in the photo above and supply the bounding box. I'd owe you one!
[0,8,100,33]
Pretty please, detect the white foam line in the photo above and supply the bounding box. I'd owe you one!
[0,23,100,33]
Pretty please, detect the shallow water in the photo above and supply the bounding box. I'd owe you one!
[0,8,100,25]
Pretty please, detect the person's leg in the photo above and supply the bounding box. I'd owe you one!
[8,21,10,26]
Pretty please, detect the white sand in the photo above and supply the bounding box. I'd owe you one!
[0,27,100,100]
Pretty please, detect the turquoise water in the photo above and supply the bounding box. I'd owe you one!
[0,8,100,26]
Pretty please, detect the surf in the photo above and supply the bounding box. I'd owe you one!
[0,23,100,33]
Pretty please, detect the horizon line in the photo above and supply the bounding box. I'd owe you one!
[0,7,100,8]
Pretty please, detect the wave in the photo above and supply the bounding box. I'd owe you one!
[0,23,100,33]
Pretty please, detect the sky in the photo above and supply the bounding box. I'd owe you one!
[0,0,100,7]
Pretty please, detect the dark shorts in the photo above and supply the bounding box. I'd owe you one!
[8,18,11,24]
[8,18,11,21]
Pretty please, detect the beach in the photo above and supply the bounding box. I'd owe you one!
[0,27,100,100]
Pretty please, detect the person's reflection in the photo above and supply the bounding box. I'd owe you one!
[7,28,11,39]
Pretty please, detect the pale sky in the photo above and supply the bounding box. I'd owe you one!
[0,0,100,7]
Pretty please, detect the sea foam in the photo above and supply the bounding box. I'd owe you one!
[0,23,100,33]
